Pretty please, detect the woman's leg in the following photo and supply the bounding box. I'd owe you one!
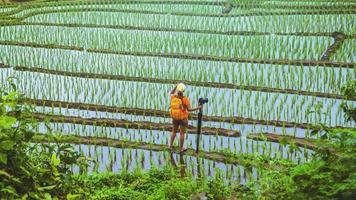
[179,126,185,152]
[170,120,178,151]
[179,119,188,152]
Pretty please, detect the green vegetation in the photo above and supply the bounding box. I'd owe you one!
[0,79,86,199]
[0,0,355,199]
[239,128,356,199]
[341,80,356,121]
[67,167,230,200]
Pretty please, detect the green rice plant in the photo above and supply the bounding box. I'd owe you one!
[2,44,353,95]
[0,25,334,61]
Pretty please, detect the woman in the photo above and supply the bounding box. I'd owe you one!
[169,83,202,153]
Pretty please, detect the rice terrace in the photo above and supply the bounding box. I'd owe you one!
[0,0,355,199]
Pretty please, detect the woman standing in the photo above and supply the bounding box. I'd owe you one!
[169,83,202,153]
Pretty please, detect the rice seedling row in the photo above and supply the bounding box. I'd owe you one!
[30,112,240,137]
[258,1,356,7]
[17,97,354,132]
[0,7,17,14]
[7,0,356,19]
[1,69,354,127]
[72,144,259,186]
[247,133,316,149]
[5,21,350,38]
[32,133,310,167]
[4,69,354,128]
[5,65,351,101]
[32,134,250,167]
[1,45,353,94]
[19,11,356,34]
[33,141,256,185]
[1,40,353,68]
[331,39,356,63]
[12,4,224,18]
[0,25,334,61]
[30,100,312,140]
[7,0,356,12]
[37,121,315,160]
[32,103,314,139]
[9,6,356,23]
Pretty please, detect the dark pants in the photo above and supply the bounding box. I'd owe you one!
[170,119,188,151]
[172,119,188,132]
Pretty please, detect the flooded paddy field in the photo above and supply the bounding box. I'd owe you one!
[1,0,355,191]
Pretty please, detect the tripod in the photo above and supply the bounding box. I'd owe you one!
[196,105,203,153]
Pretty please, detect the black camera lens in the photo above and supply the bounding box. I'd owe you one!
[199,98,209,104]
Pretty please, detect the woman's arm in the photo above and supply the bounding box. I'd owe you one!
[170,84,178,95]
[187,105,202,112]
[182,97,202,112]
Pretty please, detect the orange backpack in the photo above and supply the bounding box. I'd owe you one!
[170,95,188,120]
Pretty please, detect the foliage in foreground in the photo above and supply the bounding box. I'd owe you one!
[0,80,86,199]
[236,128,356,200]
[67,167,230,200]
[341,80,356,122]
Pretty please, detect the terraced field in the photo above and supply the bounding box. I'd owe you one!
[0,0,355,185]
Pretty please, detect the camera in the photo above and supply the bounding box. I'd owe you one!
[198,98,209,105]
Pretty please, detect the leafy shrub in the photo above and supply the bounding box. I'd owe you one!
[206,171,231,200]
[291,128,356,199]
[341,80,356,122]
[91,187,146,200]
[239,128,356,200]
[0,80,85,199]
[155,178,199,200]
[70,167,203,200]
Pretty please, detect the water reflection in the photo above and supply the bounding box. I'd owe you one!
[169,152,186,178]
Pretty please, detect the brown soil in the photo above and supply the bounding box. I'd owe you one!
[0,63,9,68]
[247,133,316,149]
[320,32,347,61]
[1,0,27,2]
[30,112,240,137]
